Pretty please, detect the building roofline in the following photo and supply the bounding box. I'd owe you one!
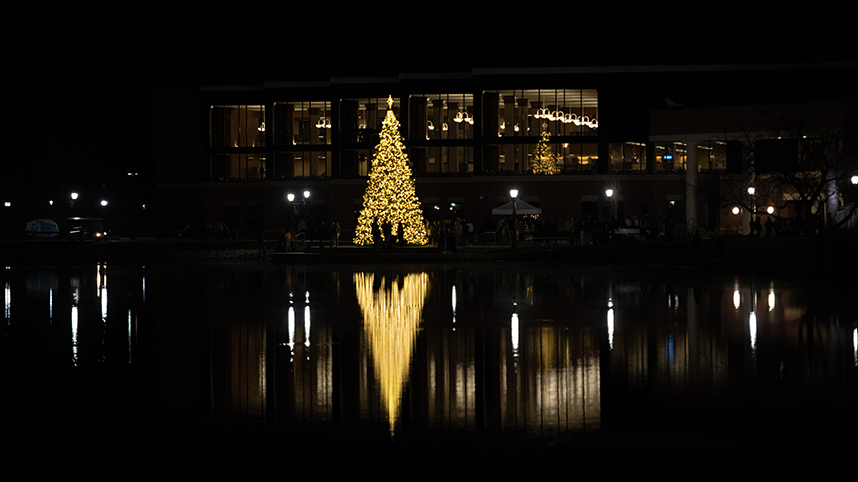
[199,60,856,92]
[473,60,857,76]
[330,76,400,85]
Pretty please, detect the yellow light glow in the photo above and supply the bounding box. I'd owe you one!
[354,96,428,245]
[355,272,429,435]
[749,311,757,350]
[607,299,614,350]
[532,130,559,175]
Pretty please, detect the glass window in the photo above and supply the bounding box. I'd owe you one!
[609,142,647,172]
[339,149,371,178]
[210,105,265,148]
[655,141,727,172]
[210,153,267,181]
[408,94,474,140]
[700,141,727,170]
[273,101,332,146]
[410,146,474,174]
[339,97,400,144]
[484,89,598,138]
[273,151,332,179]
[559,143,599,172]
[655,142,686,171]
[485,142,597,173]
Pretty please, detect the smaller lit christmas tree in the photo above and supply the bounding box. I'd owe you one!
[532,130,559,175]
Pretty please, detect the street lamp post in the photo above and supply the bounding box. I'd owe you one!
[303,190,311,249]
[747,186,756,235]
[510,189,518,249]
[605,187,615,220]
[605,188,616,240]
[286,192,295,233]
[100,200,109,237]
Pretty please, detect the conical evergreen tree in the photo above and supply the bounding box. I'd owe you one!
[354,96,428,245]
[532,130,559,174]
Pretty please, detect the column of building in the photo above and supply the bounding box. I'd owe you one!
[447,102,459,173]
[686,140,699,230]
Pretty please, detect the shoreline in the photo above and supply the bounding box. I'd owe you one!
[1,235,854,280]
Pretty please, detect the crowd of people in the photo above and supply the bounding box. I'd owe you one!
[747,212,836,238]
[274,219,341,252]
[184,209,842,254]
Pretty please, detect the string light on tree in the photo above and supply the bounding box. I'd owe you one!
[354,96,428,245]
[532,130,559,175]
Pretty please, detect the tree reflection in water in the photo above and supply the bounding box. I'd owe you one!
[354,272,429,436]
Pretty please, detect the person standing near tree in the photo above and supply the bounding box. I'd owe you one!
[331,221,341,247]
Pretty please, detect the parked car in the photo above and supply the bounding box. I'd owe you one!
[61,217,107,241]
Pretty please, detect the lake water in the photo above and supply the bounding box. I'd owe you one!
[3,260,856,473]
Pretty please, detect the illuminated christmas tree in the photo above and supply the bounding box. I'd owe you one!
[532,130,559,174]
[354,96,428,245]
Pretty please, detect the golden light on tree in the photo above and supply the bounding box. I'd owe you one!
[532,130,559,175]
[354,272,429,435]
[354,96,428,245]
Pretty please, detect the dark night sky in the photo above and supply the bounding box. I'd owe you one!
[4,7,854,217]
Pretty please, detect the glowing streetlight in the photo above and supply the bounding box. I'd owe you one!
[71,192,79,200]
[732,206,740,215]
[747,187,755,195]
[100,200,108,207]
[605,188,614,198]
[851,175,858,185]
[286,193,295,202]
[767,206,774,214]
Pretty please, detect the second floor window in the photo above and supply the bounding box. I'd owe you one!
[210,105,265,148]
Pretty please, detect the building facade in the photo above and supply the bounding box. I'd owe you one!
[154,62,857,241]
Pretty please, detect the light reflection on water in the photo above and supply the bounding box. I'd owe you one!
[2,262,857,451]
[355,272,429,434]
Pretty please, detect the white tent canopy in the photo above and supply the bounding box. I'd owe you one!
[492,199,542,216]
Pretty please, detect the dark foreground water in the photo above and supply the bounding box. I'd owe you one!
[3,260,856,474]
